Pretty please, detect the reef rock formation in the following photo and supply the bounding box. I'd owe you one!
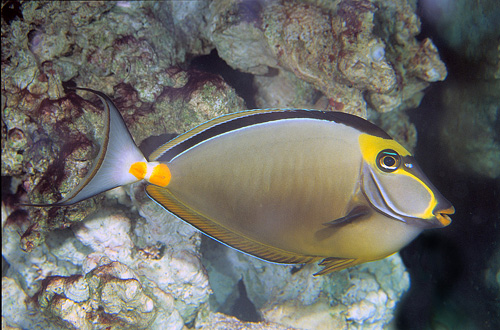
[33,261,174,330]
[202,238,409,330]
[209,0,447,116]
[1,1,448,329]
[2,199,207,329]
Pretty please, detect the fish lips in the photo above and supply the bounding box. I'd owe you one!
[361,162,454,229]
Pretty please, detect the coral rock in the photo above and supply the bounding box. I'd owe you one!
[202,237,409,330]
[196,311,296,330]
[33,261,181,330]
[408,38,447,82]
[209,0,447,115]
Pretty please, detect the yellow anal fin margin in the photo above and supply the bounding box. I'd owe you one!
[314,257,359,275]
[146,185,321,266]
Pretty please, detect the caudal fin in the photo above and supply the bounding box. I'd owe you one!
[25,88,146,206]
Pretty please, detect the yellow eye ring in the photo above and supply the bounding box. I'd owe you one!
[377,149,401,172]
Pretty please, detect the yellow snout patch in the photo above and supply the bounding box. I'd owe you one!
[130,162,147,180]
[150,163,171,187]
[358,133,447,222]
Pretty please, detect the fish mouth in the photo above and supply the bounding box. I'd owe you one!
[434,206,455,227]
[362,163,455,229]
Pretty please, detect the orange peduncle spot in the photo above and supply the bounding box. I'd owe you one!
[129,162,147,180]
[150,163,171,187]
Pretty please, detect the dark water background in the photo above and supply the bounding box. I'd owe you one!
[398,85,500,329]
[396,2,500,328]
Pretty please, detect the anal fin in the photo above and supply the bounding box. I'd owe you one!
[146,185,321,265]
[314,257,359,275]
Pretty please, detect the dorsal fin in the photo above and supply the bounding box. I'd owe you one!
[149,109,391,162]
[148,109,284,161]
[146,185,321,265]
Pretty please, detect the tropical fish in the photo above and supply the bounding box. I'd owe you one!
[27,87,454,275]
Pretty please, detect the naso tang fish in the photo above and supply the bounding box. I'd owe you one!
[29,87,454,275]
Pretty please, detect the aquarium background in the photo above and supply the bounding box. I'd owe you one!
[396,1,500,328]
[1,1,499,329]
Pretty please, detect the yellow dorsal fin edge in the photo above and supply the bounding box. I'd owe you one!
[149,109,285,161]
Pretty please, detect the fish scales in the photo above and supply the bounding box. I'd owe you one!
[167,119,361,256]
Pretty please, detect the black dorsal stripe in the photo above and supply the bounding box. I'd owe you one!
[156,110,391,162]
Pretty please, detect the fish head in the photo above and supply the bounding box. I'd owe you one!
[358,134,454,229]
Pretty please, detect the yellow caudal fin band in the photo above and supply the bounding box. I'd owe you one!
[130,162,147,180]
[149,163,171,187]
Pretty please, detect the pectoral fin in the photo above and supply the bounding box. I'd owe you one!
[323,206,370,226]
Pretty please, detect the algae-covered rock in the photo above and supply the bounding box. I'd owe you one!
[2,276,59,330]
[195,311,296,329]
[2,17,243,250]
[2,196,206,329]
[253,58,322,109]
[208,0,447,116]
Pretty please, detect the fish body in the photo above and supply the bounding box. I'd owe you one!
[161,118,419,264]
[28,88,454,275]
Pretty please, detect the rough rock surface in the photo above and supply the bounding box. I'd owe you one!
[209,0,447,116]
[202,238,409,330]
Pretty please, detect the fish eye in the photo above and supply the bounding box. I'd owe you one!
[376,149,401,172]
